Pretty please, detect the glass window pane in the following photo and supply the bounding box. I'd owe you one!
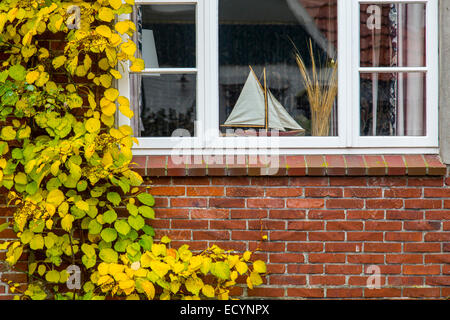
[219,0,338,137]
[131,74,196,138]
[360,3,426,67]
[360,72,426,137]
[137,5,196,68]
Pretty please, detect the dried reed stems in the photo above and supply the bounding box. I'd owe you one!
[294,39,338,136]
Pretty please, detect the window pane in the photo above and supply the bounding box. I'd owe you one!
[219,0,338,137]
[360,72,426,136]
[138,5,196,68]
[131,74,196,138]
[360,3,426,67]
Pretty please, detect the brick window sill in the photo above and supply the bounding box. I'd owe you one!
[131,155,447,177]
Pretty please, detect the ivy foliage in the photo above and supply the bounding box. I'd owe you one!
[0,0,266,300]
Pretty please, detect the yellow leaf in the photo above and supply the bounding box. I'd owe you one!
[149,260,170,278]
[120,40,137,56]
[98,7,114,22]
[249,271,263,286]
[246,276,253,290]
[130,58,145,72]
[151,243,166,257]
[185,277,204,296]
[85,118,101,133]
[119,104,134,118]
[52,56,66,69]
[141,280,155,299]
[109,263,125,275]
[235,261,248,275]
[84,55,92,71]
[114,21,129,34]
[201,284,215,298]
[104,88,119,102]
[25,71,40,84]
[110,69,122,79]
[35,72,49,87]
[47,189,64,206]
[45,219,53,230]
[243,251,252,261]
[124,0,135,5]
[99,74,112,88]
[109,0,122,10]
[119,279,135,290]
[96,25,112,38]
[99,58,110,71]
[253,260,267,274]
[75,200,89,212]
[101,101,116,117]
[61,214,75,231]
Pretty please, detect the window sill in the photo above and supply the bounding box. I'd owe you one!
[131,155,447,177]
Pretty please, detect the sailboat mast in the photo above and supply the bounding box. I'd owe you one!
[263,68,268,131]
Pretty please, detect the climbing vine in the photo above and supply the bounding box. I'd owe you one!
[0,0,266,300]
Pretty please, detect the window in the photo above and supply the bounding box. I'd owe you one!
[118,0,438,155]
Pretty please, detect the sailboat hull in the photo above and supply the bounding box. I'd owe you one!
[220,129,305,137]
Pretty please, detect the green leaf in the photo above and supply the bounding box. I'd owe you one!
[138,206,155,219]
[1,126,16,141]
[20,229,33,244]
[45,270,60,283]
[99,248,118,263]
[128,215,144,231]
[88,219,102,234]
[114,219,130,235]
[81,243,96,258]
[29,234,44,250]
[9,64,26,81]
[100,228,117,242]
[0,222,9,233]
[107,192,121,206]
[137,193,155,206]
[103,209,117,224]
[211,261,231,280]
[82,255,96,269]
[126,203,138,216]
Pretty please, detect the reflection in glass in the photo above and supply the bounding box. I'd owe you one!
[360,3,426,68]
[219,0,338,136]
[137,5,196,68]
[131,74,196,137]
[360,72,426,136]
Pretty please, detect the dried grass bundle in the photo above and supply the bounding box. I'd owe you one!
[294,39,338,136]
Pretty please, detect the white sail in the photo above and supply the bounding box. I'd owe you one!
[224,69,304,133]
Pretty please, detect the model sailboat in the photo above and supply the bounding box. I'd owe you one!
[222,66,305,136]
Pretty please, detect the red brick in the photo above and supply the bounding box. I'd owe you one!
[191,209,229,219]
[425,254,450,264]
[369,176,407,186]
[226,187,263,197]
[308,210,345,220]
[265,188,303,197]
[384,155,407,175]
[155,208,189,219]
[364,243,402,253]
[309,253,346,263]
[365,221,402,231]
[248,219,285,230]
[251,177,288,186]
[327,288,363,298]
[347,254,385,264]
[247,198,285,208]
[366,199,403,209]
[247,287,285,298]
[147,155,167,176]
[329,177,367,186]
[325,264,362,274]
[325,155,346,176]
[405,199,442,209]
[425,210,450,219]
[364,288,402,298]
[211,177,250,186]
[403,288,441,298]
[209,198,245,208]
[386,254,423,264]
[187,187,224,196]
[231,209,267,219]
[305,188,343,198]
[384,188,423,198]
[386,210,423,220]
[192,230,229,240]
[309,232,345,241]
[326,199,364,209]
[408,177,444,187]
[404,221,441,231]
[287,264,323,274]
[310,275,346,285]
[405,243,441,253]
[385,232,423,242]
[289,177,329,186]
[270,231,307,241]
[171,198,207,207]
[424,232,450,241]
[325,243,361,252]
[209,220,246,230]
[347,232,383,241]
[232,230,268,241]
[364,155,386,175]
[349,275,386,286]
[344,155,366,176]
[346,210,384,220]
[287,288,324,298]
[171,220,208,229]
[286,199,324,209]
[404,154,428,175]
[327,221,363,231]
[305,155,327,176]
[425,276,450,286]
[424,188,450,198]
[423,155,447,175]
[286,155,307,176]
[388,276,424,286]
[270,275,306,285]
[287,242,323,252]
[288,221,324,231]
[269,209,305,219]
[270,253,304,263]
[344,188,382,198]
[167,157,187,176]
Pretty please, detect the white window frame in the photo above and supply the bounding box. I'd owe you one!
[119,0,439,156]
